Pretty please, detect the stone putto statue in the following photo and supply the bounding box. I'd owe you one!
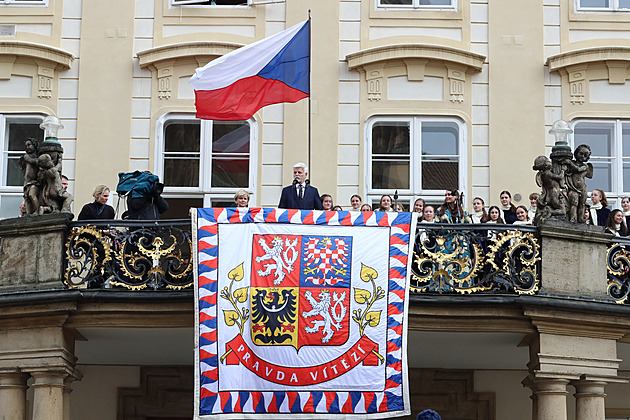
[533,143,593,225]
[19,134,73,216]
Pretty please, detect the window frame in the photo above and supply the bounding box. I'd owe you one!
[0,113,45,190]
[154,113,257,207]
[170,0,251,7]
[0,0,48,6]
[0,113,46,219]
[376,0,457,10]
[570,118,630,206]
[365,115,467,206]
[575,0,630,12]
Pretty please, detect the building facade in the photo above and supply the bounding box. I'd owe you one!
[3,1,630,419]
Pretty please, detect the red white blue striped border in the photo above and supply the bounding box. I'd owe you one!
[193,207,414,418]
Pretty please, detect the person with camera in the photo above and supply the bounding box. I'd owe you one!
[124,180,169,220]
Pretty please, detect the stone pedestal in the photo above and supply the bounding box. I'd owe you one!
[538,219,612,299]
[0,212,73,290]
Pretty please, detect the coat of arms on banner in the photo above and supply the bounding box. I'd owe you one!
[194,208,415,419]
[250,234,351,349]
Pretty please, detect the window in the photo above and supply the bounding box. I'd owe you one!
[0,114,44,218]
[377,0,456,9]
[572,119,630,203]
[367,116,466,207]
[171,0,250,6]
[0,0,47,6]
[156,114,256,217]
[576,0,630,11]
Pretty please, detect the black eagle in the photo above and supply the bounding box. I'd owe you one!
[251,289,297,344]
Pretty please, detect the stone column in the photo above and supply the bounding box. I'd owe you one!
[0,369,29,420]
[573,379,607,420]
[532,378,569,420]
[30,369,67,420]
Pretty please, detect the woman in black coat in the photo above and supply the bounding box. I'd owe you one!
[77,185,115,220]
[499,190,518,224]
[590,189,611,227]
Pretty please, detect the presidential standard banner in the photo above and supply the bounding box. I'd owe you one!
[192,208,416,419]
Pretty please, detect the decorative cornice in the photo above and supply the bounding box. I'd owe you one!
[137,42,243,68]
[346,44,486,72]
[547,47,630,72]
[0,41,73,69]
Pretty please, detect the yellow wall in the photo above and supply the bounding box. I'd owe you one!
[73,0,135,205]
[488,0,546,206]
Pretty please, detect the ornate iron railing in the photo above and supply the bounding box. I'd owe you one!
[64,220,193,290]
[606,237,630,303]
[410,224,541,295]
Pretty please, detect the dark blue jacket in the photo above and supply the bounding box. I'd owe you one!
[278,184,323,210]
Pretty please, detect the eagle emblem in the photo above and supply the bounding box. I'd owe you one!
[249,234,352,349]
[251,288,297,344]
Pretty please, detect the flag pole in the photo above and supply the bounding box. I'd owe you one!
[308,10,312,178]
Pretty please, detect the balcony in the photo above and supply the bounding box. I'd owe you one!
[1,213,630,419]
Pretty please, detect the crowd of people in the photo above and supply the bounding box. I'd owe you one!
[68,161,630,235]
[307,188,630,236]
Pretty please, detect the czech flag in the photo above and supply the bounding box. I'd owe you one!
[190,20,310,121]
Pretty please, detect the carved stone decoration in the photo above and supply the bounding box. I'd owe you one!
[564,144,593,223]
[365,66,384,101]
[37,64,54,99]
[568,67,586,105]
[447,65,466,103]
[533,124,593,225]
[157,65,172,100]
[20,117,73,217]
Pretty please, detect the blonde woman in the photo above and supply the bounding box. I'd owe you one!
[234,189,250,207]
[78,185,115,220]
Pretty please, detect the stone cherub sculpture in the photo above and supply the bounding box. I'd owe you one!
[19,138,41,215]
[533,155,567,223]
[19,137,73,215]
[563,144,593,223]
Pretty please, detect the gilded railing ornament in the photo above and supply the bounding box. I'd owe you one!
[607,240,630,303]
[64,221,193,290]
[411,225,540,295]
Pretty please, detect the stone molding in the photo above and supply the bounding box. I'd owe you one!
[137,42,242,68]
[0,41,73,100]
[137,42,242,100]
[346,44,485,103]
[547,47,630,105]
[0,41,73,70]
[537,219,611,244]
[547,47,630,73]
[346,44,486,72]
[0,212,72,237]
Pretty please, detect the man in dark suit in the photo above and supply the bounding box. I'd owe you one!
[278,162,323,210]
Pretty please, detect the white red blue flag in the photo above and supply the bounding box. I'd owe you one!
[189,20,309,121]
[192,208,415,419]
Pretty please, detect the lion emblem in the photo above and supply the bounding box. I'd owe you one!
[302,290,347,343]
[255,237,298,285]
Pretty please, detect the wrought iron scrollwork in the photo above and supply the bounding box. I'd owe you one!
[64,220,193,290]
[607,240,630,303]
[411,225,540,295]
